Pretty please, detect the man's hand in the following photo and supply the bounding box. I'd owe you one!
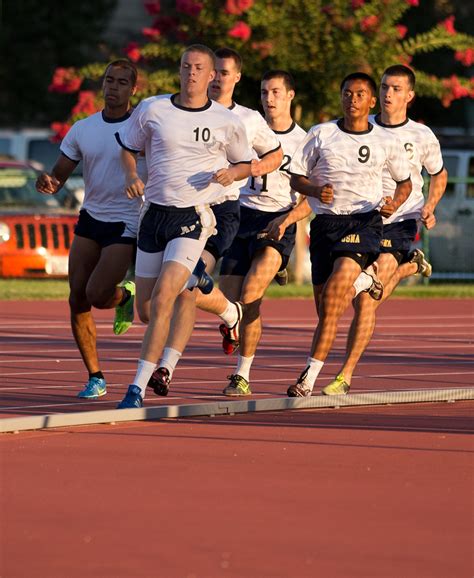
[421,205,437,229]
[212,167,236,187]
[380,196,395,218]
[125,175,145,198]
[35,173,61,195]
[318,183,334,204]
[262,213,288,241]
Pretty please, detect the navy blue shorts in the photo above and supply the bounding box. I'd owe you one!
[74,209,135,248]
[220,205,296,276]
[138,202,209,253]
[380,219,418,263]
[205,199,240,261]
[310,210,382,285]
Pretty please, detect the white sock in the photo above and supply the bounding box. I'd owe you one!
[132,359,156,398]
[159,347,182,377]
[300,357,324,388]
[219,300,238,327]
[352,271,372,297]
[235,354,254,382]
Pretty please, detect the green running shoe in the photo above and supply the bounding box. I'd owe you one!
[77,377,106,399]
[223,374,251,396]
[113,280,135,335]
[322,374,350,396]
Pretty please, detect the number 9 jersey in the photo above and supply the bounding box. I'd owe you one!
[289,118,411,215]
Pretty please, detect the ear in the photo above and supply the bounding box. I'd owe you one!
[370,95,377,109]
[235,71,242,84]
[288,89,295,101]
[132,85,138,96]
[406,90,415,104]
[209,69,216,82]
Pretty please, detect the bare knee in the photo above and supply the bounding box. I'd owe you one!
[86,284,115,309]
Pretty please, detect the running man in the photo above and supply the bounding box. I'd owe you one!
[323,65,448,395]
[219,69,311,396]
[147,47,282,396]
[36,59,143,399]
[115,44,254,408]
[287,72,412,397]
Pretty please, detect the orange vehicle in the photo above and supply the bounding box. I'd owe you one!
[0,160,78,278]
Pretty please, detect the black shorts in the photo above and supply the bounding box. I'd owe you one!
[74,209,135,248]
[205,199,241,261]
[138,202,212,253]
[220,205,297,276]
[310,210,382,285]
[380,219,418,263]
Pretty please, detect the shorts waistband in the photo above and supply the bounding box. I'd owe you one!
[147,202,200,214]
[316,210,379,221]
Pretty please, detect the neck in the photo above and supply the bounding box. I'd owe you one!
[343,116,369,132]
[266,113,293,132]
[380,109,408,126]
[215,95,233,108]
[103,104,130,119]
[176,92,209,109]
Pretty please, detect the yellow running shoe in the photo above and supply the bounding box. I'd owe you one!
[113,280,135,335]
[322,374,350,396]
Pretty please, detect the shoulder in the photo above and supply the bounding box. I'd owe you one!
[407,118,439,142]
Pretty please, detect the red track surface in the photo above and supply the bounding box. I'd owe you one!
[1,298,473,577]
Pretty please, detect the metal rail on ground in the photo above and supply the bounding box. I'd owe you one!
[1,387,473,433]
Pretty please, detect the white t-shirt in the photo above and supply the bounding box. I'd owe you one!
[289,119,411,215]
[60,110,144,229]
[216,102,281,203]
[369,114,444,224]
[117,94,253,208]
[240,121,307,212]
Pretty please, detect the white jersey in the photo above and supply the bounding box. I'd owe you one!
[369,114,444,224]
[289,119,411,215]
[240,121,306,212]
[117,94,253,208]
[60,111,144,230]
[215,102,281,203]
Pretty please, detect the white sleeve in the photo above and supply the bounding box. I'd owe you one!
[225,117,254,164]
[421,130,444,176]
[289,127,317,177]
[60,122,82,162]
[251,112,281,158]
[385,135,411,183]
[116,101,149,153]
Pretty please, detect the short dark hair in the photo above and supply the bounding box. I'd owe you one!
[261,69,295,92]
[105,59,138,86]
[214,47,242,71]
[383,65,416,89]
[340,72,377,96]
[182,44,216,67]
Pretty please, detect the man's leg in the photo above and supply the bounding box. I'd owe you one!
[223,247,282,396]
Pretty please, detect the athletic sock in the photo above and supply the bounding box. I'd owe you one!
[300,357,324,388]
[89,371,104,380]
[159,347,182,378]
[131,359,156,399]
[219,300,239,328]
[235,354,254,382]
[352,271,373,297]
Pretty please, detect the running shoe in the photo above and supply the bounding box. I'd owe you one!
[223,374,252,396]
[117,385,143,408]
[219,301,243,355]
[113,280,136,335]
[148,367,171,396]
[77,376,106,399]
[409,249,432,277]
[192,258,214,295]
[274,268,289,286]
[287,367,312,397]
[363,263,384,301]
[322,374,350,396]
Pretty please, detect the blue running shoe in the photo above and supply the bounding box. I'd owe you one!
[77,377,106,399]
[192,258,214,295]
[117,385,143,409]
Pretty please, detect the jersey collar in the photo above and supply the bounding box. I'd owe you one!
[336,118,373,135]
[374,113,409,129]
[171,93,212,112]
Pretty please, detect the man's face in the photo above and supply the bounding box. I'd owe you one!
[261,77,294,121]
[102,66,136,108]
[380,74,414,116]
[180,50,216,98]
[341,78,377,120]
[209,57,241,102]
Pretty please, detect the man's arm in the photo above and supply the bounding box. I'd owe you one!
[290,175,334,203]
[421,168,448,229]
[35,154,78,195]
[251,146,283,177]
[213,162,252,187]
[380,178,412,218]
[263,197,313,241]
[121,148,145,198]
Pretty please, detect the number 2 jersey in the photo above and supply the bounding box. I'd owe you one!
[117,94,253,208]
[240,121,307,212]
[289,118,411,215]
[369,114,444,224]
